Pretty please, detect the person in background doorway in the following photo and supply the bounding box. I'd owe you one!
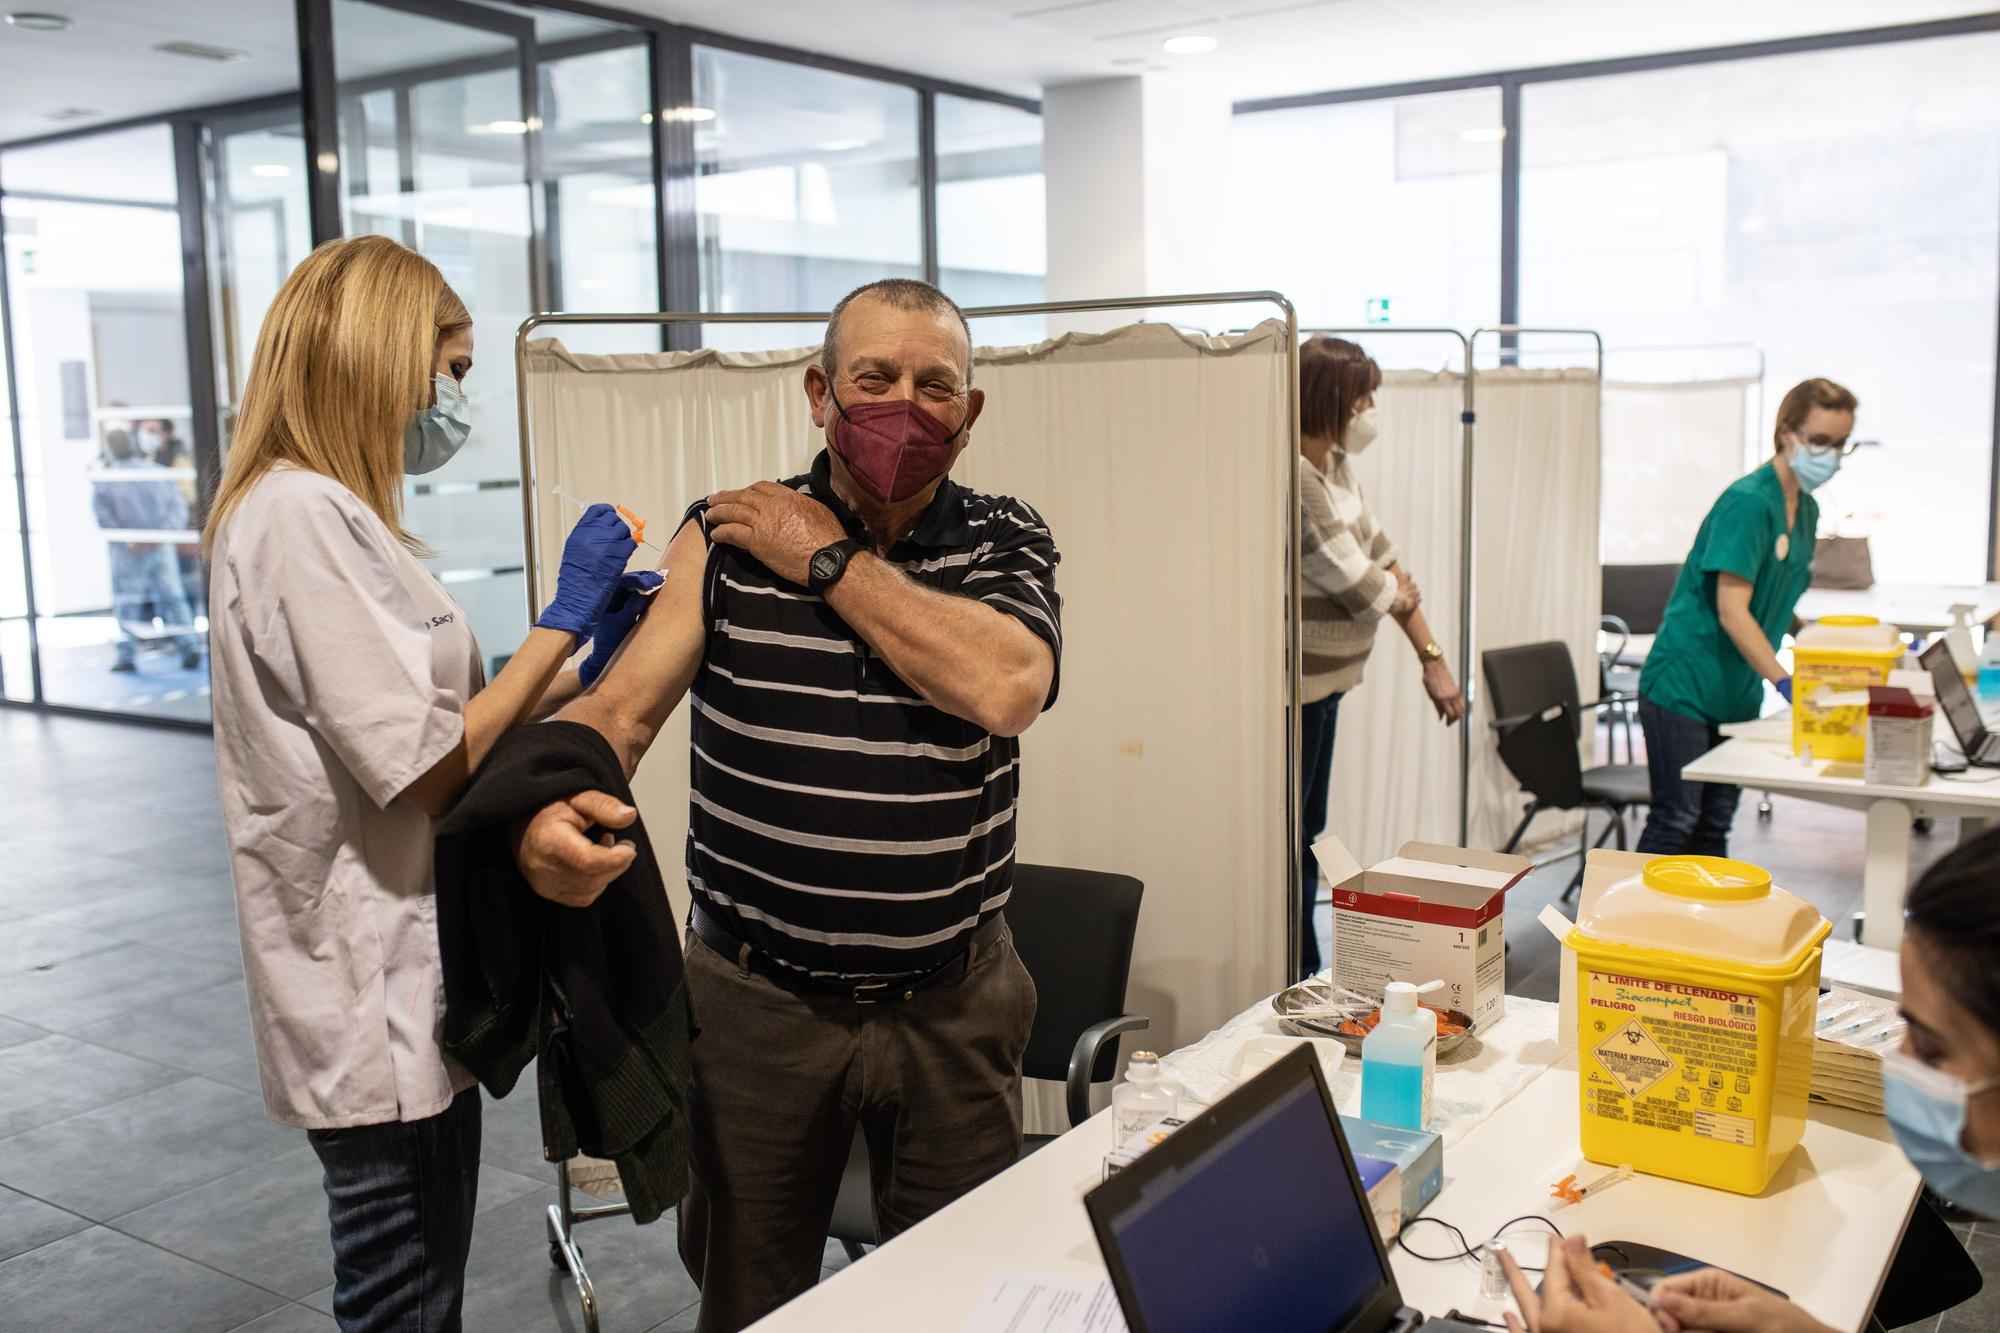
[1294,336,1466,980]
[140,418,206,621]
[1634,378,1857,857]
[203,234,645,1333]
[91,426,202,672]
[1498,827,2000,1333]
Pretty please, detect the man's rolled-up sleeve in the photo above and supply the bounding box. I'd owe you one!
[963,501,1063,709]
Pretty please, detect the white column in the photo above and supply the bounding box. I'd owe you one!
[1042,74,1234,328]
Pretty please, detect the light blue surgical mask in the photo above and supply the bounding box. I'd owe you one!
[1882,1047,2000,1217]
[1787,437,1841,493]
[404,372,472,475]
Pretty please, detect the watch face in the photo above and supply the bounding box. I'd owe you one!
[811,550,841,583]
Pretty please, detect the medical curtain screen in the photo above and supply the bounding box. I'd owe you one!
[1601,376,1755,565]
[1329,370,1467,866]
[524,320,1293,1062]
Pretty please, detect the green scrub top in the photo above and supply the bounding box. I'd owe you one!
[1639,462,1817,726]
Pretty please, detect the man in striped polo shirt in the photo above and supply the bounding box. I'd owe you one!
[517,279,1061,1331]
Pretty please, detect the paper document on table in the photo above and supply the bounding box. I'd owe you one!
[962,1271,1129,1333]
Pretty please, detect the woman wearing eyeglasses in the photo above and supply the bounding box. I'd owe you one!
[1633,377,1858,857]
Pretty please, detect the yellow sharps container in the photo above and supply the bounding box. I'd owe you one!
[1567,856,1830,1196]
[1791,616,1904,761]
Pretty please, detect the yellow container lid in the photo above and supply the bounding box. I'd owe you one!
[1570,855,1830,972]
[1795,616,1903,657]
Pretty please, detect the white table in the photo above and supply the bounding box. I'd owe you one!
[1683,723,2000,949]
[749,1050,1918,1333]
[1797,581,2000,635]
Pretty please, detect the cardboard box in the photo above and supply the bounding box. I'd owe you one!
[1865,686,1933,787]
[1343,1115,1443,1223]
[1312,838,1532,1032]
[1352,1154,1404,1241]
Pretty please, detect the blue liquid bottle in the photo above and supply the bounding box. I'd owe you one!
[1360,980,1444,1131]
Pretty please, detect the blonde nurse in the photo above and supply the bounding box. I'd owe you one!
[203,235,644,1332]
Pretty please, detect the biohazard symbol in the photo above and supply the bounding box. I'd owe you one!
[1592,1020,1677,1100]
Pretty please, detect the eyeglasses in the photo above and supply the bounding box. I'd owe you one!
[1793,432,1861,458]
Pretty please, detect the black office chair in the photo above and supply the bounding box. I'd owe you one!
[1599,563,1680,764]
[826,864,1148,1262]
[1484,641,1650,900]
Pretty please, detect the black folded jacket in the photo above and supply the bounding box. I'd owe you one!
[434,719,693,1225]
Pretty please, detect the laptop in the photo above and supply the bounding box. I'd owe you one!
[1921,641,2000,766]
[1084,1045,1480,1333]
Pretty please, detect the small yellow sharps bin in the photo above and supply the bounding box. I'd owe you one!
[1792,616,1904,761]
[1567,856,1830,1196]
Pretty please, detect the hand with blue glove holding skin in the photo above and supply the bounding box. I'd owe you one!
[537,503,637,639]
[579,570,664,688]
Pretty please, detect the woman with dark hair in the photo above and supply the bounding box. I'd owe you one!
[1293,336,1465,979]
[1635,377,1858,858]
[1499,830,2000,1332]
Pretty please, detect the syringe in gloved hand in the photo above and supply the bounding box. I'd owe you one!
[551,485,663,555]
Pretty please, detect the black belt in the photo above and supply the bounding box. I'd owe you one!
[688,901,986,1004]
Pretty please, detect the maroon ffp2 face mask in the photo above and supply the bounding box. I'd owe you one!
[827,390,967,504]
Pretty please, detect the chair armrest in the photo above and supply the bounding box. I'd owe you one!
[1489,701,1573,735]
[1067,1014,1150,1128]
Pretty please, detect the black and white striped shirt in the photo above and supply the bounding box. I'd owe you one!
[684,450,1063,978]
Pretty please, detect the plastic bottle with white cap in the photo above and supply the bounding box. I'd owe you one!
[1360,980,1444,1131]
[1112,1051,1180,1143]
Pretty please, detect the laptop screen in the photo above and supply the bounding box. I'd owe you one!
[1922,642,1987,753]
[1102,1072,1388,1333]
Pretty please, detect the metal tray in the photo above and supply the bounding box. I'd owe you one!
[1271,977,1475,1057]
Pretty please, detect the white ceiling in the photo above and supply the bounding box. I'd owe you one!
[0,0,1992,146]
[625,0,1997,101]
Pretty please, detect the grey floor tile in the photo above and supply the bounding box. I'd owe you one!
[482,1083,557,1180]
[647,1303,702,1333]
[225,1304,339,1332]
[0,1077,296,1220]
[0,1226,286,1332]
[0,1032,184,1139]
[458,1189,696,1333]
[300,1283,334,1316]
[0,1016,46,1051]
[1939,1229,2000,1331]
[151,918,248,970]
[0,918,125,981]
[0,857,157,918]
[70,978,254,1074]
[206,1055,271,1097]
[111,1147,334,1299]
[0,941,240,1032]
[822,1237,853,1272]
[40,877,239,944]
[0,1184,89,1263]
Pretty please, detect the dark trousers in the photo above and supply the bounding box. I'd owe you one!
[1635,697,1741,857]
[307,1086,482,1333]
[678,917,1037,1333]
[1297,691,1343,981]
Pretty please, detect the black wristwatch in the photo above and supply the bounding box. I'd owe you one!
[807,538,865,595]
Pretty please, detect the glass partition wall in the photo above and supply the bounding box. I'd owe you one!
[0,2,1046,724]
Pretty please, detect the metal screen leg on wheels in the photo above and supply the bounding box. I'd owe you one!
[546,1157,632,1332]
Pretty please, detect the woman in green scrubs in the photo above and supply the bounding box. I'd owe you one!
[1635,377,1859,856]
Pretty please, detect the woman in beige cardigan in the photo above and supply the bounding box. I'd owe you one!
[1294,336,1465,980]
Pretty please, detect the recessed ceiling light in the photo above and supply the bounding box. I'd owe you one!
[1459,127,1507,143]
[1162,33,1217,55]
[6,12,71,31]
[818,137,866,152]
[661,106,716,123]
[250,163,291,178]
[154,39,248,62]
[479,119,529,135]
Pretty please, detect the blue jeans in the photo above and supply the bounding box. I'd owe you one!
[1298,691,1343,981]
[1635,698,1740,857]
[307,1087,482,1333]
[108,542,200,663]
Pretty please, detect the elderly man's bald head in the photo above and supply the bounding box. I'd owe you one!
[821,279,973,386]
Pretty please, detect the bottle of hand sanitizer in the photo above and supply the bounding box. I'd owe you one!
[1113,1051,1180,1142]
[1360,980,1444,1131]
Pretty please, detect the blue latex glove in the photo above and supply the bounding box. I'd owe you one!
[537,503,637,637]
[579,570,664,688]
[1775,676,1793,704]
